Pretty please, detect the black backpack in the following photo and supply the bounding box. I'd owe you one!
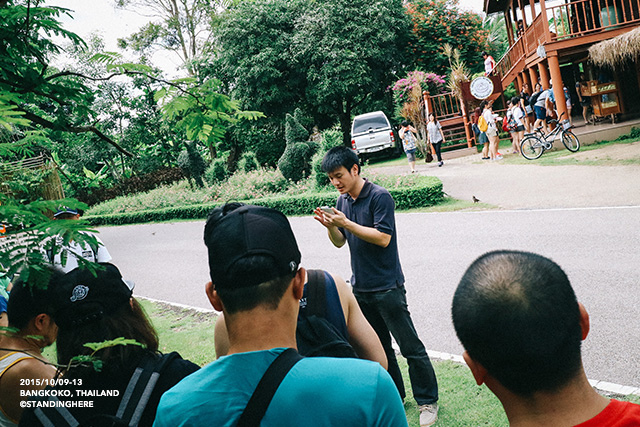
[295,270,358,358]
[529,91,541,108]
[30,352,179,427]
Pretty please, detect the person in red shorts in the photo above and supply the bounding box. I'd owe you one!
[452,250,640,427]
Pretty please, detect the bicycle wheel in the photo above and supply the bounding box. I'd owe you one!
[561,131,580,152]
[520,136,544,160]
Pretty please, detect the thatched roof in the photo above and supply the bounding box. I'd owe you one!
[589,27,640,67]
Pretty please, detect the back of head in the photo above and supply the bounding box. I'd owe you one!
[7,269,62,330]
[511,96,520,105]
[321,146,359,175]
[480,100,488,110]
[452,250,583,396]
[401,120,409,127]
[203,204,301,314]
[52,263,158,371]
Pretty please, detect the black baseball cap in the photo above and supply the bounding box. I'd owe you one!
[52,263,135,328]
[204,204,301,289]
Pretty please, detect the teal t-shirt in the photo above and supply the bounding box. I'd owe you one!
[153,348,407,427]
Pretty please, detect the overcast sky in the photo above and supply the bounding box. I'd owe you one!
[47,0,485,76]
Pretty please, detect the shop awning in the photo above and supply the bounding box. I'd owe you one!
[589,27,640,67]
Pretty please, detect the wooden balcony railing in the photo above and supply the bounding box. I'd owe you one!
[430,92,461,120]
[547,0,640,41]
[494,36,526,79]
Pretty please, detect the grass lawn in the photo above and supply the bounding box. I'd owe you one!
[138,299,640,427]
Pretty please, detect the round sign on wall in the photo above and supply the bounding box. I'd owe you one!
[470,76,494,100]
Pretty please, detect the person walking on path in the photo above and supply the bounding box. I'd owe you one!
[576,73,591,125]
[314,146,439,427]
[399,121,418,173]
[427,113,446,167]
[481,100,502,160]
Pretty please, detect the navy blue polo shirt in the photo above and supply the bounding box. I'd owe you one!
[336,180,405,292]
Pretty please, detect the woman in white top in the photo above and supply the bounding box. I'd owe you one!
[426,113,446,167]
[481,100,502,160]
[508,96,526,155]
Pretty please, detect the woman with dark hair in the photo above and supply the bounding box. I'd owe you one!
[19,264,199,427]
[472,106,489,160]
[426,113,446,167]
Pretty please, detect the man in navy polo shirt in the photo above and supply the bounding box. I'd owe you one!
[314,146,439,427]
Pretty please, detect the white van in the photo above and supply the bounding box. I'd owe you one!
[350,111,397,160]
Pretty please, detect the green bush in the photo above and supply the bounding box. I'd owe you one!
[205,158,229,185]
[311,129,345,190]
[178,142,207,188]
[85,175,443,226]
[237,151,260,173]
[277,110,318,182]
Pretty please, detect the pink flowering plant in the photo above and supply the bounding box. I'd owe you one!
[391,71,446,123]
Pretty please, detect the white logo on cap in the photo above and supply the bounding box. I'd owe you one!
[289,261,297,272]
[70,285,89,302]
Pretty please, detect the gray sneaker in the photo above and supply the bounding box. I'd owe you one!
[418,403,438,426]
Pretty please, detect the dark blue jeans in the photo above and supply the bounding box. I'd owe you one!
[354,285,438,405]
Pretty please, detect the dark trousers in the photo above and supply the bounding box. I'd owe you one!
[354,285,438,405]
[433,141,443,162]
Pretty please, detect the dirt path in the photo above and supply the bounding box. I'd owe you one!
[374,142,640,209]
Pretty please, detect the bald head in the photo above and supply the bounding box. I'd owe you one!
[452,250,583,396]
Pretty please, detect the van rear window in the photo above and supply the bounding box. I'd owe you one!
[352,116,389,134]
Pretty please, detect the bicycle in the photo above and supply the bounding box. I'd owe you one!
[520,112,580,160]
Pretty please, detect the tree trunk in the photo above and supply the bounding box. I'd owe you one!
[338,100,352,147]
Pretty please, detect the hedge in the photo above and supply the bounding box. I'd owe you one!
[85,177,443,226]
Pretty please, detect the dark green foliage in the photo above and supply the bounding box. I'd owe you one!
[311,129,345,189]
[84,176,443,226]
[214,0,410,143]
[75,168,184,206]
[237,151,260,173]
[227,119,286,167]
[205,158,229,184]
[178,142,206,188]
[278,112,317,182]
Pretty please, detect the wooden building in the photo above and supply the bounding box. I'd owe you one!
[486,0,640,122]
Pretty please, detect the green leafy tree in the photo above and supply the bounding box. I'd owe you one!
[406,0,489,75]
[115,0,233,75]
[483,13,509,62]
[215,0,410,145]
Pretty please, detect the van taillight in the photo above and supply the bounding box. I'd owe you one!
[351,140,356,150]
[390,131,395,142]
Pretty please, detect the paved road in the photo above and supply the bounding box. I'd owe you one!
[98,204,640,388]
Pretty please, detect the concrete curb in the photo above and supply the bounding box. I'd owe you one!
[139,296,640,397]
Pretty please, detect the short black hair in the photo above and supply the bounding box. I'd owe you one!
[321,146,359,175]
[479,100,488,110]
[215,257,295,314]
[482,51,488,57]
[7,269,62,329]
[401,120,409,127]
[511,96,520,105]
[452,250,583,396]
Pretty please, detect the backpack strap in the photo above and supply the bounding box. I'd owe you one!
[116,352,179,426]
[305,270,326,318]
[33,389,80,427]
[237,348,303,427]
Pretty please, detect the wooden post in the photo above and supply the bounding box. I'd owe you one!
[522,70,532,93]
[548,53,568,121]
[540,0,552,43]
[529,66,540,89]
[538,61,551,89]
[516,73,524,93]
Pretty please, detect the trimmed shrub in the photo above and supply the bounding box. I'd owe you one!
[85,176,443,226]
[237,151,260,173]
[178,141,207,188]
[277,110,318,182]
[205,158,229,185]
